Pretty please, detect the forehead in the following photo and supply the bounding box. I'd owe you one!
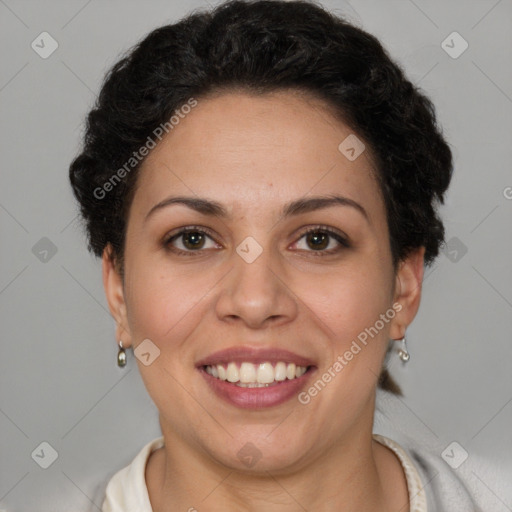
[132,90,383,220]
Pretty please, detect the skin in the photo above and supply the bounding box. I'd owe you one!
[103,90,425,511]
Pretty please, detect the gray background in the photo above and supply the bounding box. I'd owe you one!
[1,0,511,510]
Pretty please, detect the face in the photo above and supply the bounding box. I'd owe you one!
[104,90,424,473]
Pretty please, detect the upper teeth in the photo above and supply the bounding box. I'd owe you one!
[205,362,308,386]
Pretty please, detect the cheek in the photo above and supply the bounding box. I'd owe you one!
[124,258,219,345]
[297,263,393,342]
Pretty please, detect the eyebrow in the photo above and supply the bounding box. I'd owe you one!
[144,194,368,223]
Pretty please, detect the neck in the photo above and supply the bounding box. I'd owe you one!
[146,407,408,511]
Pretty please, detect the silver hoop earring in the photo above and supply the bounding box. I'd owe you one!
[397,336,410,363]
[117,341,127,368]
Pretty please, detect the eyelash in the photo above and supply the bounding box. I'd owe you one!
[163,225,350,257]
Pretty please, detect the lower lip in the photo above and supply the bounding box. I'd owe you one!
[199,367,314,409]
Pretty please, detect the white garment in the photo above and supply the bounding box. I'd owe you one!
[102,434,429,512]
[102,435,163,512]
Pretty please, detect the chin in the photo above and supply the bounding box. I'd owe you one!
[201,428,314,474]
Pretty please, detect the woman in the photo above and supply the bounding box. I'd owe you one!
[69,1,477,510]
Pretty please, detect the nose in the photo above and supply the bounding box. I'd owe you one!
[214,243,298,329]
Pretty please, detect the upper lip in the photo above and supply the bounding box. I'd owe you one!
[196,347,316,368]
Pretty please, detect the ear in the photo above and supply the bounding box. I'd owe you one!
[102,244,132,348]
[389,246,425,340]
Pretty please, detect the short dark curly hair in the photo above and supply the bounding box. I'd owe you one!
[69,0,453,394]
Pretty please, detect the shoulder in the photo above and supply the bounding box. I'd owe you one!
[374,390,481,512]
[400,436,479,511]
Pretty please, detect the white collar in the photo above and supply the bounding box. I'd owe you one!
[373,434,428,512]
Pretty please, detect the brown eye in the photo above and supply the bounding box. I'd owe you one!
[294,227,350,255]
[164,227,220,255]
[305,231,329,250]
[181,231,206,250]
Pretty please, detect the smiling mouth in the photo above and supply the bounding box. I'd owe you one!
[203,361,310,387]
